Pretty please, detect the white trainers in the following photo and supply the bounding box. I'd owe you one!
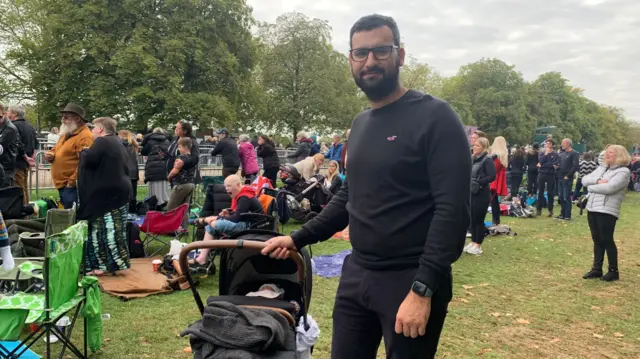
[466,245,483,255]
[463,243,472,252]
[466,232,472,238]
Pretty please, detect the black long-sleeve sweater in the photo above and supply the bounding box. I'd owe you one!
[291,91,471,293]
[557,149,579,178]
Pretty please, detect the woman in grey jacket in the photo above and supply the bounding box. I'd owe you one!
[581,145,631,282]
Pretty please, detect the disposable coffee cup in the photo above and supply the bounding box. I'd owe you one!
[152,259,162,272]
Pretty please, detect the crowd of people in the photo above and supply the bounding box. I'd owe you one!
[466,130,634,282]
[1,12,639,359]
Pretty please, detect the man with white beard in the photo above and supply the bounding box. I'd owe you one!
[44,103,94,209]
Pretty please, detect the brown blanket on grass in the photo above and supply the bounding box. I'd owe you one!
[98,258,173,300]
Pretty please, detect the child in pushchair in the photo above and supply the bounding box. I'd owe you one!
[179,230,315,358]
[278,164,332,223]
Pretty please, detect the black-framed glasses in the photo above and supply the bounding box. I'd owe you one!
[349,45,398,62]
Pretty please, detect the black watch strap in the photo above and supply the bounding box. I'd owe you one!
[411,281,434,297]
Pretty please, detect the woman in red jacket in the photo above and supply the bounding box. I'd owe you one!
[490,136,509,225]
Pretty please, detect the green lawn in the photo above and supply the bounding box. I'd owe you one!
[27,191,640,358]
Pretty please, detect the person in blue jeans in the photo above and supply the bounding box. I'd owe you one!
[556,138,580,220]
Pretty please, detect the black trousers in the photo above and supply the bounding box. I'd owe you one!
[490,194,501,225]
[527,170,538,196]
[262,167,279,188]
[537,173,555,212]
[471,190,490,244]
[587,211,618,271]
[222,167,239,179]
[331,255,452,359]
[510,173,523,197]
[130,179,138,212]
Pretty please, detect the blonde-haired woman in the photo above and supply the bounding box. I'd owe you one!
[581,145,631,282]
[489,136,509,225]
[324,160,343,195]
[118,130,140,211]
[294,153,325,180]
[465,137,496,255]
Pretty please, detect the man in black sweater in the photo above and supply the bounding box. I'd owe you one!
[261,15,470,359]
[7,105,38,203]
[536,139,560,217]
[556,138,579,220]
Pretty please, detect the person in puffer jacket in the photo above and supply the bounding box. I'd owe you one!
[287,131,312,163]
[238,134,260,183]
[141,128,171,206]
[257,135,280,188]
[581,145,631,282]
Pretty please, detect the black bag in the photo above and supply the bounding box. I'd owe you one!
[0,186,25,219]
[126,221,145,258]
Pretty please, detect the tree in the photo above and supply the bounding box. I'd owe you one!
[257,12,362,140]
[400,56,444,97]
[0,0,257,130]
[441,58,533,144]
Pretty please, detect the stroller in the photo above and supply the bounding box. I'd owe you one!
[278,164,331,223]
[178,230,314,358]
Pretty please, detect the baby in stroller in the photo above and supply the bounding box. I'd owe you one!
[179,230,316,358]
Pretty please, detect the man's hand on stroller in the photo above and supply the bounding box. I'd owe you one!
[261,236,295,259]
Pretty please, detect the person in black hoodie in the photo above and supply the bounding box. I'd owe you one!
[526,143,540,197]
[77,117,131,276]
[7,105,38,203]
[257,135,280,187]
[141,128,171,207]
[508,147,526,198]
[211,128,240,178]
[0,104,20,187]
[536,139,560,217]
[119,130,140,212]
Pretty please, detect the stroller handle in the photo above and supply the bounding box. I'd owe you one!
[178,240,307,315]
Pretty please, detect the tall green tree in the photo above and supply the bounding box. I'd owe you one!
[257,12,362,140]
[0,0,257,130]
[442,58,533,144]
[400,56,444,97]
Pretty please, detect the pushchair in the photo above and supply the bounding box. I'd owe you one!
[278,164,331,223]
[178,230,314,358]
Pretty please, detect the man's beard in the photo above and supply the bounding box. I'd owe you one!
[60,121,78,135]
[353,64,400,102]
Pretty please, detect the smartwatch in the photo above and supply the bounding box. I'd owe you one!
[411,281,434,297]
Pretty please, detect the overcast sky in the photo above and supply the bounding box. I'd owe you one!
[247,0,639,122]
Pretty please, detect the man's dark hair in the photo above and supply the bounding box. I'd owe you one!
[349,14,401,48]
[178,136,192,149]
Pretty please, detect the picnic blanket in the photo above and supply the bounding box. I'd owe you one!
[311,249,351,278]
[98,258,173,300]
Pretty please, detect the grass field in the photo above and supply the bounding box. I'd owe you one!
[25,190,640,358]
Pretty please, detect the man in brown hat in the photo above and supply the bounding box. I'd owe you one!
[44,103,94,208]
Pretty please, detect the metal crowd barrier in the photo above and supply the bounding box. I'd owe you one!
[28,146,332,201]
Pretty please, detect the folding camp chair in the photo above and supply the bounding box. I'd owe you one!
[0,208,77,295]
[0,221,96,359]
[139,203,190,257]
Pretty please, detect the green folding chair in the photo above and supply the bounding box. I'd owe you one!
[0,221,100,359]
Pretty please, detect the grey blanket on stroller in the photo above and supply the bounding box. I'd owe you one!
[181,301,296,359]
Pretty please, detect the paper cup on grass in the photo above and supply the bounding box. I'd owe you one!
[152,259,162,272]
